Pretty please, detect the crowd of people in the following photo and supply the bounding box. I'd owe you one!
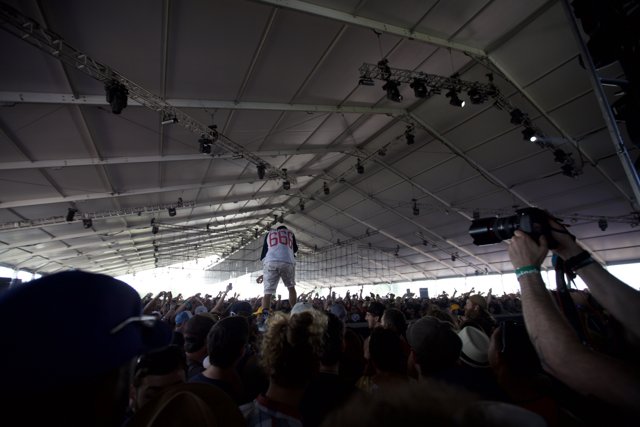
[0,216,639,426]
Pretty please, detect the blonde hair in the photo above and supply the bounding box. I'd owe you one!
[260,310,327,388]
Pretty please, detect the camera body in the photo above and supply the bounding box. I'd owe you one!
[468,207,557,248]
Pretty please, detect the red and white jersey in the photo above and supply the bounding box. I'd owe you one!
[261,228,297,264]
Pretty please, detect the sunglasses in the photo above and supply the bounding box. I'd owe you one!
[110,315,158,335]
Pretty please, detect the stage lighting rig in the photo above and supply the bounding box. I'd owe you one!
[410,78,428,98]
[66,208,77,222]
[257,163,266,180]
[382,80,403,102]
[105,80,128,114]
[446,88,465,107]
[405,125,415,145]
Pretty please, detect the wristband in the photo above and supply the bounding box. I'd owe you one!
[515,265,540,279]
[564,250,595,272]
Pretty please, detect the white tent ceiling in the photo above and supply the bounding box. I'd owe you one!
[1,0,638,285]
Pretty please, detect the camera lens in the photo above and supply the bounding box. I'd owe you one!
[469,215,519,246]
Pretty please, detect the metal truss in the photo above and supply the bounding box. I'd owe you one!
[0,3,286,181]
[359,61,582,177]
[0,200,195,232]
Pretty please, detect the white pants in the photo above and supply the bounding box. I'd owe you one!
[263,261,296,294]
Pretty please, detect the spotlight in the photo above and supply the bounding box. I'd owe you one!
[410,78,428,98]
[299,201,305,211]
[405,126,415,145]
[561,163,578,177]
[82,218,93,229]
[208,124,219,142]
[358,76,375,86]
[278,215,284,224]
[553,149,567,163]
[66,208,77,222]
[167,207,176,217]
[323,182,330,195]
[598,218,608,231]
[257,164,266,180]
[152,225,159,235]
[177,197,184,207]
[412,199,419,216]
[254,228,259,238]
[383,80,403,102]
[105,80,128,114]
[467,87,486,104]
[522,127,537,142]
[283,180,291,191]
[161,115,178,125]
[356,159,364,174]
[377,59,392,79]
[199,135,212,154]
[510,109,525,125]
[446,88,465,107]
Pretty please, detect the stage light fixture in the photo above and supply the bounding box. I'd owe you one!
[356,159,364,174]
[257,164,266,179]
[208,124,219,142]
[412,199,419,216]
[161,115,178,125]
[377,59,392,79]
[382,80,403,103]
[323,182,330,195]
[299,201,305,211]
[199,135,212,154]
[82,218,93,229]
[282,168,291,190]
[553,149,567,163]
[510,109,525,125]
[410,78,428,98]
[167,207,176,217]
[522,127,537,142]
[467,87,486,104]
[254,228,259,238]
[358,76,375,86]
[405,126,415,145]
[105,80,128,114]
[598,218,608,231]
[66,208,77,222]
[152,225,159,235]
[446,88,465,107]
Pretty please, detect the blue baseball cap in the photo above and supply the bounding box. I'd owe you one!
[175,310,193,325]
[0,270,171,392]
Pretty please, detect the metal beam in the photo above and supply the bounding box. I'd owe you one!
[0,176,295,209]
[252,0,486,56]
[0,203,281,248]
[0,145,356,171]
[0,92,405,115]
